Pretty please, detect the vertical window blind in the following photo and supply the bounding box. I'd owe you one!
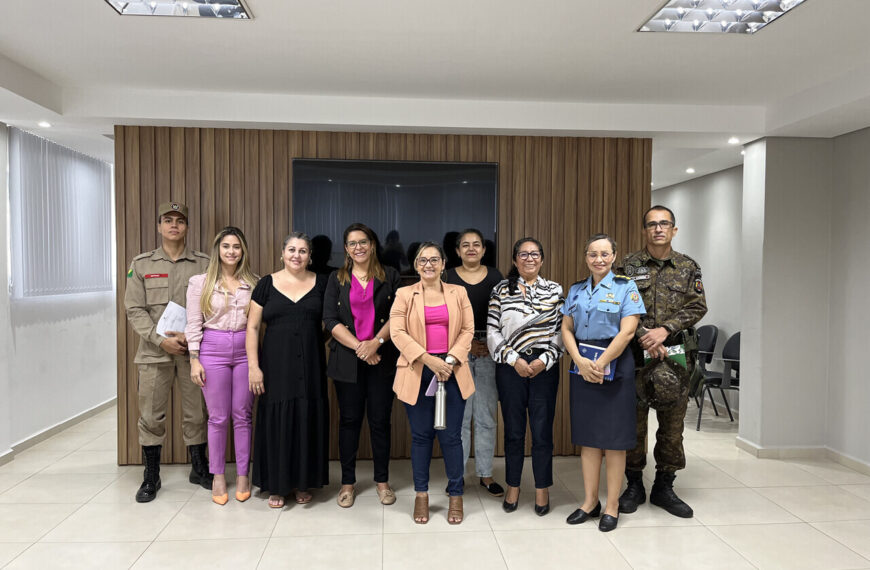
[8,127,113,297]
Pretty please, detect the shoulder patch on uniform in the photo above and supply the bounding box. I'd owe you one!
[127,267,133,278]
[694,278,704,294]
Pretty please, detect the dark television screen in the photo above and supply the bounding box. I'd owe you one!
[292,159,498,275]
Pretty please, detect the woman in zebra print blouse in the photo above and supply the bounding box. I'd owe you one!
[487,237,564,517]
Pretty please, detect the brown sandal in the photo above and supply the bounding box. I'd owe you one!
[413,494,429,524]
[447,495,463,525]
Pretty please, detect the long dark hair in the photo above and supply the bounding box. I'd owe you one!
[337,223,386,286]
[507,237,544,294]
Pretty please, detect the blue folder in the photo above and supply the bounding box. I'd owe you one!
[569,342,615,382]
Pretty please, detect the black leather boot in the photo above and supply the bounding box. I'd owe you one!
[135,445,162,503]
[650,471,693,518]
[188,443,213,490]
[618,470,646,513]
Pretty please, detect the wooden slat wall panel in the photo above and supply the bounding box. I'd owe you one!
[116,128,651,464]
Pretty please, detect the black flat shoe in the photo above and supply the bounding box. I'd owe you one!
[480,478,505,497]
[566,502,601,525]
[534,502,550,516]
[502,488,520,513]
[598,513,619,532]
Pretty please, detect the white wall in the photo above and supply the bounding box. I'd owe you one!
[0,122,116,452]
[655,166,743,355]
[828,127,870,464]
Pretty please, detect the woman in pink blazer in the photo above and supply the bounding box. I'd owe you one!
[390,242,474,525]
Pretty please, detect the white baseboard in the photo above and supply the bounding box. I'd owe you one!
[734,437,870,475]
[0,448,14,467]
[10,397,117,454]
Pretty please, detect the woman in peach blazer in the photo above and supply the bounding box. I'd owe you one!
[390,242,474,525]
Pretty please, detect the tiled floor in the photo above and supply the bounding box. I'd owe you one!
[1,406,870,569]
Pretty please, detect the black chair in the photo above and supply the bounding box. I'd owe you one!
[692,325,719,407]
[696,331,740,431]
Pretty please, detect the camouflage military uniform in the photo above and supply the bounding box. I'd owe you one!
[615,248,707,473]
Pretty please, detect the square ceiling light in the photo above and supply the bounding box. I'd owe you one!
[640,0,806,34]
[105,0,252,19]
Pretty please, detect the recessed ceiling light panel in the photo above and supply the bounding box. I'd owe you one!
[105,0,252,19]
[639,0,806,34]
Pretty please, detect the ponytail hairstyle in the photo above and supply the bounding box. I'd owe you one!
[507,237,545,295]
[337,223,386,286]
[200,226,258,318]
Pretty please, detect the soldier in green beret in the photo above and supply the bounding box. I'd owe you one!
[614,205,707,518]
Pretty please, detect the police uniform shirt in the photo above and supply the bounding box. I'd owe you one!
[124,246,210,364]
[561,271,645,341]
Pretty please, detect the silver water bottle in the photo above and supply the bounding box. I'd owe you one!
[434,381,447,430]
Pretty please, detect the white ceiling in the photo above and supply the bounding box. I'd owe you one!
[2,0,870,187]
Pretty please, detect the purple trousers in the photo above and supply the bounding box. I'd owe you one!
[199,329,253,476]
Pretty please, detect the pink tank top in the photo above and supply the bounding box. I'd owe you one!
[424,304,449,353]
[349,275,375,341]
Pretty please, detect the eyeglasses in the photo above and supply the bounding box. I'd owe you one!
[346,239,370,249]
[644,220,674,230]
[516,251,541,260]
[585,252,613,260]
[417,257,442,267]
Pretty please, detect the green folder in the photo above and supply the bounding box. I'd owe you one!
[643,344,688,369]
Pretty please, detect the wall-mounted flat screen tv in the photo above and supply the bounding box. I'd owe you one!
[292,159,498,276]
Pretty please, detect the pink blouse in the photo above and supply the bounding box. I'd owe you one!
[350,275,375,341]
[185,273,253,352]
[424,304,449,353]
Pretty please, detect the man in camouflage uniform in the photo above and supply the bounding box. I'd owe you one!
[614,205,707,518]
[124,202,211,502]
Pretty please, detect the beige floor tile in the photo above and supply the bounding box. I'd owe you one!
[77,431,119,452]
[384,492,492,532]
[608,526,754,570]
[30,431,101,453]
[6,541,149,570]
[132,538,266,570]
[272,494,382,536]
[41,450,129,475]
[842,485,870,502]
[42,501,185,542]
[0,471,31,494]
[683,438,755,461]
[757,485,870,523]
[788,459,870,485]
[813,520,870,561]
[259,535,381,570]
[495,528,629,569]
[681,487,800,525]
[382,531,506,570]
[641,457,744,489]
[709,458,830,487]
[156,497,280,540]
[615,503,703,528]
[0,504,80,542]
[66,416,116,434]
[0,473,119,504]
[712,522,870,569]
[0,543,31,567]
[0,450,69,475]
[90,465,198,503]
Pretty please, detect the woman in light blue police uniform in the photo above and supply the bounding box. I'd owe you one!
[561,233,645,532]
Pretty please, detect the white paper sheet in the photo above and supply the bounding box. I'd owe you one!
[156,301,187,338]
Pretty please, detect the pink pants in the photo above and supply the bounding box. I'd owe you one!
[199,329,253,476]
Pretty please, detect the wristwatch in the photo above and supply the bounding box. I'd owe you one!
[377,336,385,345]
[445,355,457,366]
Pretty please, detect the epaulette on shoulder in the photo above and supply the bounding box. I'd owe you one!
[613,274,630,282]
[674,251,700,268]
[132,251,153,261]
[193,250,210,259]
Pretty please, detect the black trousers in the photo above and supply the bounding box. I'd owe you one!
[496,355,559,489]
[333,361,394,485]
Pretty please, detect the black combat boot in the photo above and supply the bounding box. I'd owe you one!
[135,445,162,503]
[618,470,646,513]
[650,471,693,518]
[188,443,213,490]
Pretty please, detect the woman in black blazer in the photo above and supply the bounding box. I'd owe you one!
[323,223,401,508]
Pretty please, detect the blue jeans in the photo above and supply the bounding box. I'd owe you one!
[461,355,498,478]
[496,358,559,488]
[403,367,467,496]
